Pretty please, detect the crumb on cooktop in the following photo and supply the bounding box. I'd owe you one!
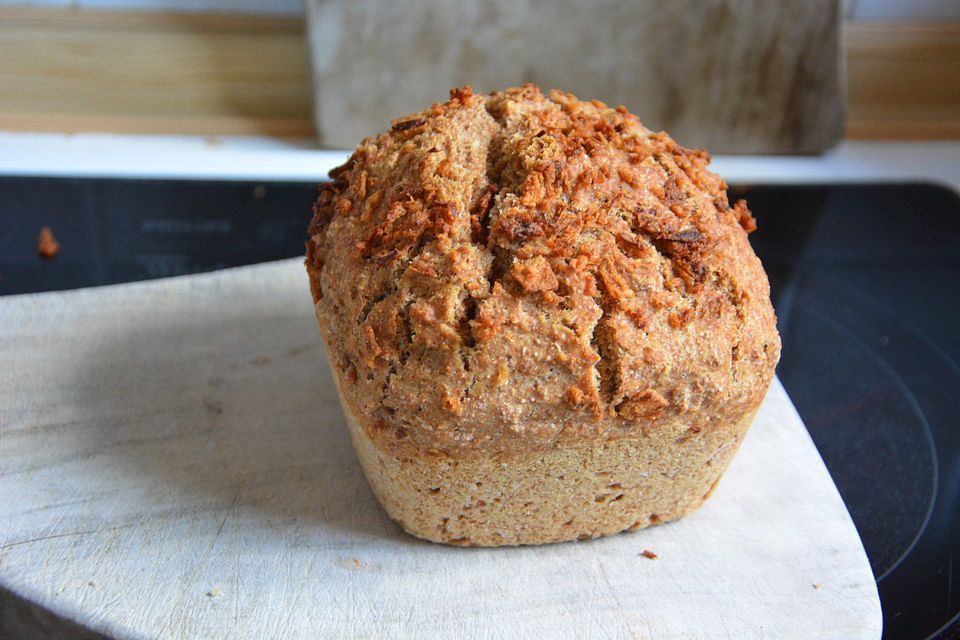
[813,583,823,590]
[206,587,222,598]
[37,226,60,259]
[641,549,658,559]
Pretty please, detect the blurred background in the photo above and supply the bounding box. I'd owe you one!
[0,0,956,152]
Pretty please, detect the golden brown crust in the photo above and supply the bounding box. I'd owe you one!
[306,84,780,459]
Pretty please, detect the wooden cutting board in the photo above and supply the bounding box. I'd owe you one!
[305,0,844,154]
[0,259,880,639]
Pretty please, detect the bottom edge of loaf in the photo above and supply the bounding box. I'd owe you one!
[332,384,756,547]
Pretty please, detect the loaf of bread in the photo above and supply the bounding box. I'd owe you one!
[305,85,780,546]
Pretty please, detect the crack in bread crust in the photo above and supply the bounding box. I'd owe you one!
[306,85,780,459]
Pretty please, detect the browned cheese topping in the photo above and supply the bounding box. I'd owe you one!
[307,85,780,458]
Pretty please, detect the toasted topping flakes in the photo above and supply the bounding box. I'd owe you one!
[305,84,780,455]
[618,389,670,421]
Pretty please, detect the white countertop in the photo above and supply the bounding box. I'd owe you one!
[0,133,958,191]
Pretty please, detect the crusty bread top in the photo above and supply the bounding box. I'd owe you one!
[306,85,780,458]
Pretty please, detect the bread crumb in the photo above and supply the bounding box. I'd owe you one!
[510,255,558,292]
[337,557,369,570]
[565,386,585,406]
[813,583,823,590]
[37,226,60,259]
[206,587,222,597]
[619,389,669,420]
[641,549,658,559]
[87,581,95,587]
[493,361,510,386]
[733,199,757,233]
[442,392,462,415]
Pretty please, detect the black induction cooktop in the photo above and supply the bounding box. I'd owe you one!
[1,177,958,639]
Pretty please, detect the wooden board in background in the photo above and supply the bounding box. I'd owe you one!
[0,259,881,639]
[0,7,956,143]
[305,0,844,154]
